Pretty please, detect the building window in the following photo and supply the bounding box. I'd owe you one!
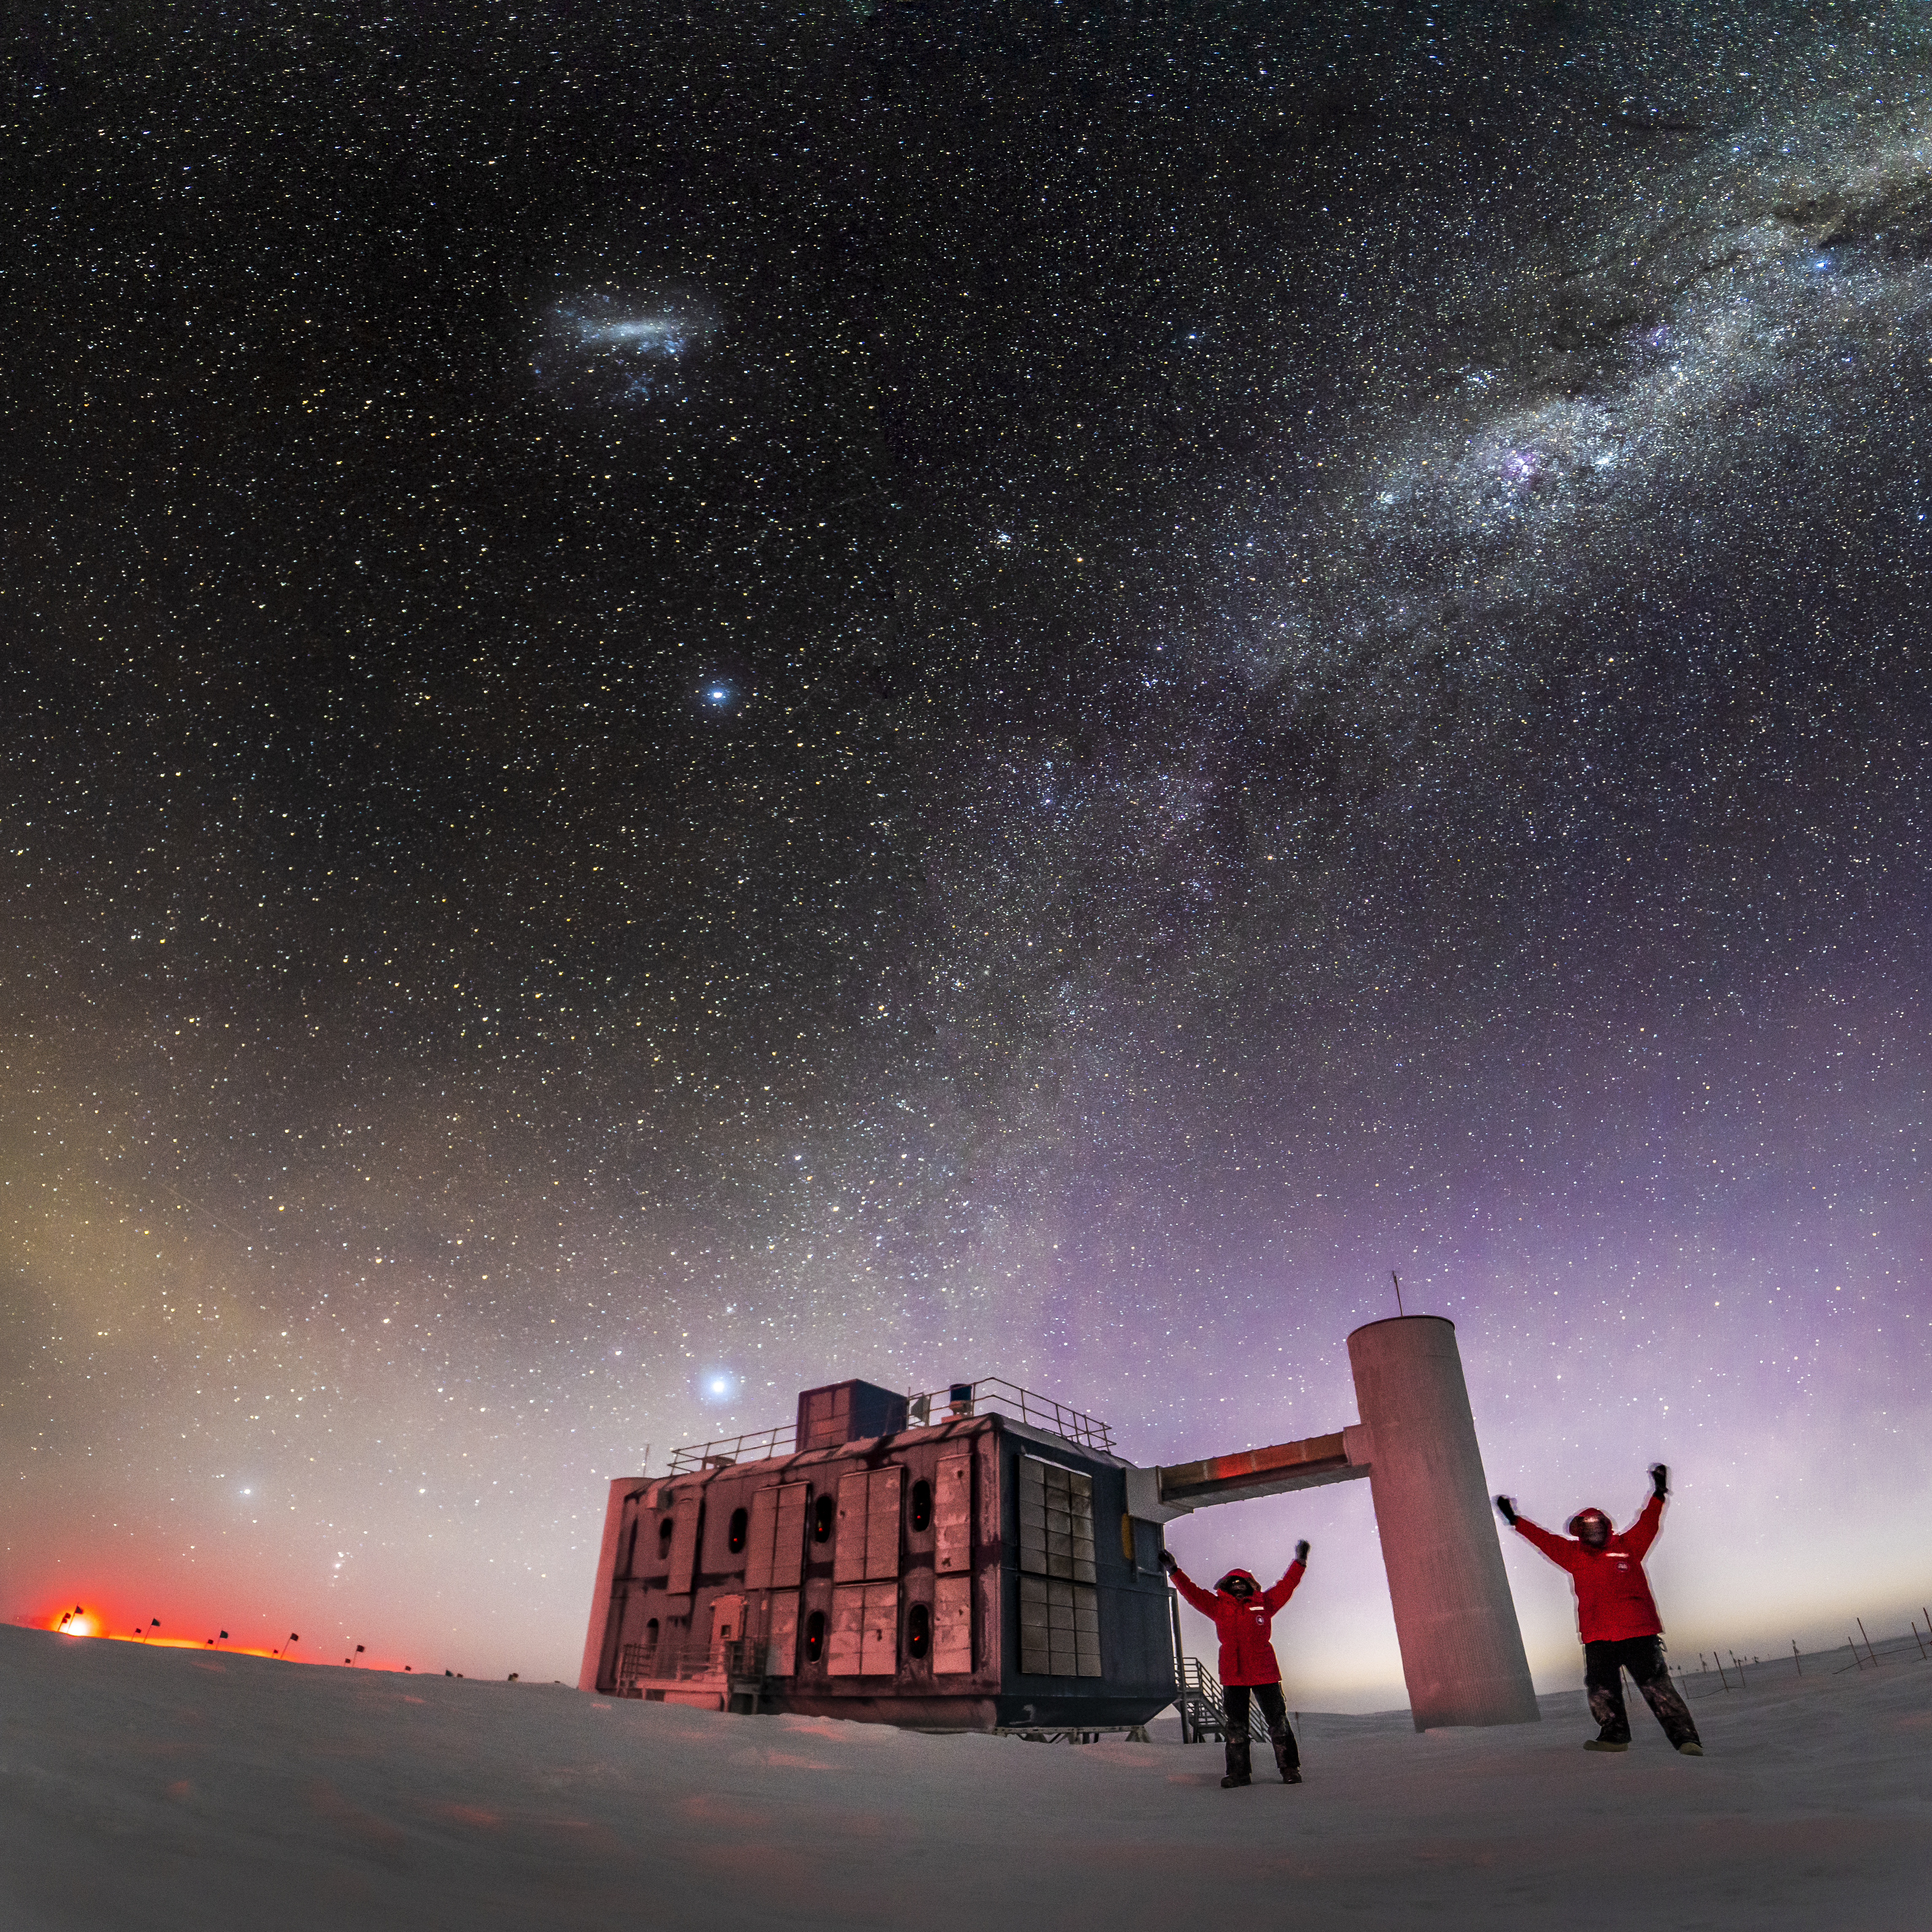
[1017,1456,1097,1582]
[1019,1575,1103,1678]
[804,1609,827,1663]
[1017,1456,1102,1678]
[728,1507,749,1555]
[658,1516,675,1556]
[813,1493,836,1543]
[909,1479,933,1534]
[907,1602,932,1661]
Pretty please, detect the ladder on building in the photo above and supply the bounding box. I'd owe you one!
[1175,1657,1269,1743]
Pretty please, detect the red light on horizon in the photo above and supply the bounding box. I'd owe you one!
[21,1612,414,1674]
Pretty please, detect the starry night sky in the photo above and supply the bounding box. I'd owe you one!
[4,1,1928,1695]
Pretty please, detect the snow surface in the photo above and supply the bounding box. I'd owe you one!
[3,1622,1928,1930]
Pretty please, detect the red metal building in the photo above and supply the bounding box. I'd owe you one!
[578,1378,1178,1729]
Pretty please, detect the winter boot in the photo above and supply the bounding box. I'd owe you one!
[1269,1723,1302,1784]
[1677,1742,1705,1756]
[1221,1732,1252,1788]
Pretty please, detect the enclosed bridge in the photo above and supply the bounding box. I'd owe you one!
[579,1316,1542,1733]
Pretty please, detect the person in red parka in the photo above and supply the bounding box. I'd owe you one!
[1159,1540,1308,1786]
[1497,1463,1702,1755]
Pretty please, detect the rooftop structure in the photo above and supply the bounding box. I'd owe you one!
[665,1377,1116,1474]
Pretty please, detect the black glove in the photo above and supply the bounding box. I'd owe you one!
[1650,1463,1669,1499]
[1157,1549,1177,1573]
[1294,1540,1311,1564]
[1494,1495,1517,1526]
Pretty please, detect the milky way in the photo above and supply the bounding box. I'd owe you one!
[3,2,1928,1694]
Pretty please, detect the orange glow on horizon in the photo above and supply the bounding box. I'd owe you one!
[24,1611,415,1674]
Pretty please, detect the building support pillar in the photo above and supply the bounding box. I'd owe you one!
[1347,1315,1540,1730]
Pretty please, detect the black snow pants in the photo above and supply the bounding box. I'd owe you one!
[1584,1636,1700,1747]
[1222,1681,1300,1782]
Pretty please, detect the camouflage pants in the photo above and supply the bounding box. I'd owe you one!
[1223,1681,1300,1781]
[1583,1636,1700,1748]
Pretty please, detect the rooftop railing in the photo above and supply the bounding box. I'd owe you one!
[664,1422,797,1473]
[948,1377,1116,1456]
[666,1375,1115,1473]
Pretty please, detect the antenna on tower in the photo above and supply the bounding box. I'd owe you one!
[1392,1270,1405,1317]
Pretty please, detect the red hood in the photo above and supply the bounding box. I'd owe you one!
[1216,1568,1261,1594]
[1566,1506,1611,1538]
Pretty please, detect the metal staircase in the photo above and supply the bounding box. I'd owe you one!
[616,1632,766,1712]
[1175,1656,1268,1743]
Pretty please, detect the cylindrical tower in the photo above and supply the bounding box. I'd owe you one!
[1347,1315,1540,1730]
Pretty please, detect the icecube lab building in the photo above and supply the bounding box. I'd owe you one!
[579,1315,1540,1732]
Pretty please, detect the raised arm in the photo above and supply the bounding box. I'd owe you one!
[1506,1512,1578,1569]
[1261,1544,1308,1612]
[1167,1562,1221,1619]
[1624,1487,1666,1560]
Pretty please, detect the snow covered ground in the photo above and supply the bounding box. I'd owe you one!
[3,1621,1927,1930]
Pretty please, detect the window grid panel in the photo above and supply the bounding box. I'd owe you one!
[1019,1457,1097,1584]
[1019,1572,1051,1675]
[1018,1573,1102,1678]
